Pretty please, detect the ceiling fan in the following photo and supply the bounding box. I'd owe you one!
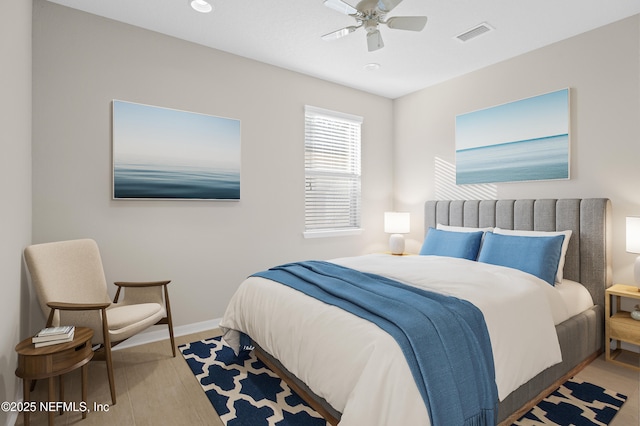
[322,0,428,52]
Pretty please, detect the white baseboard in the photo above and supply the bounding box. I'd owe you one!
[112,318,221,351]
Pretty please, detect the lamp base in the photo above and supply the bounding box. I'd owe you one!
[389,234,405,255]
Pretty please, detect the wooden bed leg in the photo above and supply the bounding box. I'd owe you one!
[254,347,341,426]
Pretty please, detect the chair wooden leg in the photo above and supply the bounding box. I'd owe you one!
[104,344,116,405]
[100,307,117,405]
[164,285,176,357]
[168,322,176,358]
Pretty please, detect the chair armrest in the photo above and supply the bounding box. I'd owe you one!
[113,280,171,288]
[47,301,111,311]
[112,280,171,304]
[45,301,111,328]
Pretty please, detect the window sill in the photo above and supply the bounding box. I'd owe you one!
[303,228,363,239]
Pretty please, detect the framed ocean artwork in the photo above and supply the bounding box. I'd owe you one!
[112,100,241,200]
[455,88,570,185]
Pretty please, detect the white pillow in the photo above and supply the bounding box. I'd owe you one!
[493,228,572,284]
[437,224,494,233]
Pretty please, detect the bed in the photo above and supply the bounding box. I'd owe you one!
[220,198,612,425]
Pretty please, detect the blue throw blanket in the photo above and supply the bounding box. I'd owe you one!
[252,260,498,426]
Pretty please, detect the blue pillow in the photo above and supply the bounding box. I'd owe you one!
[419,228,484,260]
[477,232,565,285]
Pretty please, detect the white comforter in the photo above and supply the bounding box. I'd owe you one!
[220,254,563,426]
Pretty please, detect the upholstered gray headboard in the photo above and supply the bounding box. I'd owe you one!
[424,199,612,310]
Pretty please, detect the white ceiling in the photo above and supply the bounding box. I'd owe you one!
[47,0,640,99]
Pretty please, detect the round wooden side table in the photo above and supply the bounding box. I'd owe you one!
[15,327,94,426]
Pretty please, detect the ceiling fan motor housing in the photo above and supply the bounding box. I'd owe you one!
[364,17,380,33]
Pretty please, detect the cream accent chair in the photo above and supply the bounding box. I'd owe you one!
[24,239,175,405]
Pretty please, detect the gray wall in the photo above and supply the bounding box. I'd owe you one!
[31,1,394,329]
[394,15,640,285]
[0,0,32,423]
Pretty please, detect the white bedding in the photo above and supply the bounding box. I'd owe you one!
[220,254,564,426]
[555,279,595,321]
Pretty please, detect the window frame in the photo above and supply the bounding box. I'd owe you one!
[303,105,363,238]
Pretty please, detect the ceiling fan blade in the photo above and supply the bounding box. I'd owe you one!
[386,16,428,31]
[321,26,359,41]
[323,0,358,15]
[367,30,384,51]
[377,0,403,13]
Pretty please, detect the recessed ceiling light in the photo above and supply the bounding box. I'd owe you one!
[364,63,381,71]
[190,0,213,13]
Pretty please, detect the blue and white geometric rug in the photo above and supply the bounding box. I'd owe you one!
[179,336,328,426]
[512,379,627,426]
[181,336,626,426]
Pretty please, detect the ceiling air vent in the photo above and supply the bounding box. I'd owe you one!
[455,23,493,42]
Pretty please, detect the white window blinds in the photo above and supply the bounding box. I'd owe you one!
[304,106,362,236]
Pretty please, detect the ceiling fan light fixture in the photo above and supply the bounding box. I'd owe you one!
[367,30,384,52]
[323,0,426,51]
[190,0,213,14]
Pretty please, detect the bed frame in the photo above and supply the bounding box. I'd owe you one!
[425,198,612,424]
[257,198,612,425]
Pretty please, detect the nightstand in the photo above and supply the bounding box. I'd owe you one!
[15,327,94,426]
[605,284,640,371]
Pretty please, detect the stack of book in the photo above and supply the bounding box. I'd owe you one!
[32,326,75,348]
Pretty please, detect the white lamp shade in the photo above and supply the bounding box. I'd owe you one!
[627,217,640,254]
[384,212,410,234]
[627,217,640,288]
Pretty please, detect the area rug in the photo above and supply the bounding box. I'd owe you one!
[181,336,627,426]
[179,336,328,426]
[512,379,627,426]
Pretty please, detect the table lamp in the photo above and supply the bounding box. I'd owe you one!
[384,212,410,255]
[626,216,640,290]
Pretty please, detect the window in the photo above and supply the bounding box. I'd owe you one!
[304,105,362,238]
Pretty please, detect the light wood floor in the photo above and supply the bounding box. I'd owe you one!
[15,329,639,425]
[15,329,224,426]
